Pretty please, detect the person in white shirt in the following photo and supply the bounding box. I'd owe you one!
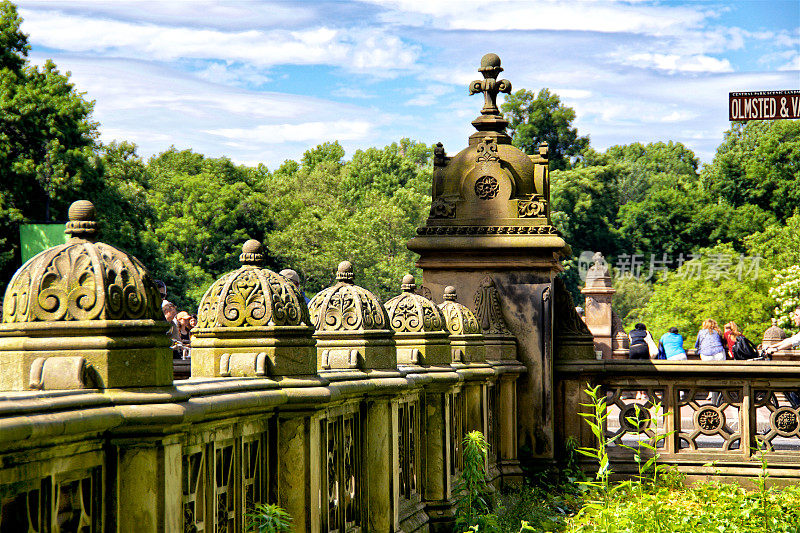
[766,306,800,354]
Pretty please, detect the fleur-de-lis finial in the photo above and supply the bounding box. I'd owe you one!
[469,53,512,115]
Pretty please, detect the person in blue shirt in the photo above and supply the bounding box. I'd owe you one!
[659,327,687,360]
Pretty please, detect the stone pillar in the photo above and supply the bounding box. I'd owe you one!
[580,253,616,359]
[364,398,393,532]
[112,438,182,532]
[422,385,456,532]
[408,54,571,463]
[276,414,318,532]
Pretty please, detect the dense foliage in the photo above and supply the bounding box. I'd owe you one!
[0,1,798,338]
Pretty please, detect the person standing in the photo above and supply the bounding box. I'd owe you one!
[723,322,741,359]
[628,323,651,359]
[659,327,688,360]
[766,306,800,355]
[695,319,726,361]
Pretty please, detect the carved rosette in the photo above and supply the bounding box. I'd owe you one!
[384,275,446,333]
[438,287,481,336]
[473,276,512,335]
[308,262,388,332]
[2,201,161,323]
[429,197,456,219]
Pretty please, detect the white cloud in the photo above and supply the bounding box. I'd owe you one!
[205,121,373,144]
[617,53,733,73]
[779,54,800,71]
[19,8,418,74]
[368,0,711,35]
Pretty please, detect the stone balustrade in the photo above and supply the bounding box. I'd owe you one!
[555,359,800,483]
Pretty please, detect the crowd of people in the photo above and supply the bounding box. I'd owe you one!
[628,305,800,361]
[157,269,308,360]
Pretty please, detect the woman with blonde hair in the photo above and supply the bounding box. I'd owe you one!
[695,319,726,361]
[723,322,740,359]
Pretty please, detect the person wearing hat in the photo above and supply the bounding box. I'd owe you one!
[176,311,193,359]
[280,268,310,304]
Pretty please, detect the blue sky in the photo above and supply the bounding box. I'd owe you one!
[16,0,800,168]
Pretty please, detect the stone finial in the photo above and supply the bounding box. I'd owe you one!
[401,274,416,292]
[469,53,512,116]
[336,261,354,283]
[239,239,264,265]
[65,200,99,240]
[443,286,458,301]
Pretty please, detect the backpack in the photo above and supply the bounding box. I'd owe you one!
[731,335,758,360]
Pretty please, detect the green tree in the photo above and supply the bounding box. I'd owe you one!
[635,244,773,346]
[501,88,589,170]
[701,120,800,223]
[0,1,101,291]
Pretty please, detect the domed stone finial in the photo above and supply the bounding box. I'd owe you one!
[336,261,354,283]
[65,200,99,240]
[401,274,416,292]
[479,53,502,75]
[239,239,264,265]
[443,286,458,301]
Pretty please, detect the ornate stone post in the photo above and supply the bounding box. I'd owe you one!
[580,252,616,359]
[407,54,592,465]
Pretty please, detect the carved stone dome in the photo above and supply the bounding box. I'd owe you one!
[308,261,389,331]
[438,286,481,335]
[384,274,447,333]
[196,240,309,328]
[2,200,162,323]
[763,319,788,343]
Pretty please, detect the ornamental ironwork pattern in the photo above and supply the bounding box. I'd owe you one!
[182,431,267,533]
[196,266,308,328]
[473,277,512,336]
[474,176,499,200]
[450,391,465,475]
[2,241,162,323]
[604,388,665,451]
[322,412,361,532]
[0,468,100,533]
[398,399,420,500]
[384,292,446,333]
[754,389,800,451]
[215,443,235,533]
[183,449,206,533]
[677,388,741,451]
[310,284,387,332]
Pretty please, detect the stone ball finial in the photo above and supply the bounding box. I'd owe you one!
[401,274,416,292]
[65,200,99,240]
[336,261,354,283]
[480,53,501,69]
[443,286,458,301]
[239,239,264,265]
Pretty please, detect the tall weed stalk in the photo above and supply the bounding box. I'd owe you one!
[454,431,499,533]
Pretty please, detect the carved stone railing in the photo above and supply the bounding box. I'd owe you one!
[555,360,800,482]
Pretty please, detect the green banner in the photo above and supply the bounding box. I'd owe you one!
[20,224,69,264]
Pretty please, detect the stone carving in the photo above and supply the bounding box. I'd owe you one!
[2,200,162,323]
[416,225,558,236]
[433,142,447,167]
[384,275,446,333]
[473,276,512,335]
[586,252,610,278]
[475,138,499,162]
[438,286,481,335]
[553,276,592,337]
[775,409,798,433]
[517,194,547,218]
[429,197,456,219]
[468,53,512,115]
[309,261,388,331]
[697,407,722,431]
[196,240,308,328]
[474,175,499,200]
[415,284,433,300]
